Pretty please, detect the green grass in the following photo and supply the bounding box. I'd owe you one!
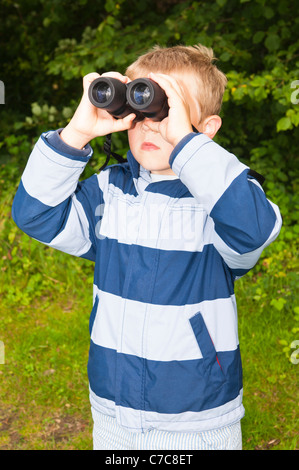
[0,276,94,449]
[236,267,299,450]
[1,191,95,449]
[1,190,298,450]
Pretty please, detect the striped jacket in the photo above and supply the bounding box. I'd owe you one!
[12,130,282,433]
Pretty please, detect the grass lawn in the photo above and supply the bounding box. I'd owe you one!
[236,271,299,450]
[0,289,93,450]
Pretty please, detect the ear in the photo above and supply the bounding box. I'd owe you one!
[199,115,222,139]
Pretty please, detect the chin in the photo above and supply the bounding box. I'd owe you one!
[135,154,165,171]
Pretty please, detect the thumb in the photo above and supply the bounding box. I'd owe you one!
[112,113,136,132]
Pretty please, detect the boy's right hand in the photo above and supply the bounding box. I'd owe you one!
[60,72,136,150]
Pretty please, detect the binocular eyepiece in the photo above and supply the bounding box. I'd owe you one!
[88,76,169,122]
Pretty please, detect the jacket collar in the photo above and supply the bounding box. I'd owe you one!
[126,149,192,199]
[126,149,140,180]
[127,149,151,194]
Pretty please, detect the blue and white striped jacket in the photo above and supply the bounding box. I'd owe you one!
[12,130,282,433]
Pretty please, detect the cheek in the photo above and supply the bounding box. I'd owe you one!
[127,127,140,150]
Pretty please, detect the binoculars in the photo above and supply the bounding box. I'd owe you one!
[88,76,169,122]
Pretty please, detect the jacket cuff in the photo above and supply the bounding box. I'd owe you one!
[169,132,202,170]
[44,128,93,162]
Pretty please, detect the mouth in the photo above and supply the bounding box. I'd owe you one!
[141,142,160,151]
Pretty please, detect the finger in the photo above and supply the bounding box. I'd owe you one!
[83,72,101,91]
[112,113,136,132]
[149,72,191,116]
[101,71,131,84]
[148,72,183,96]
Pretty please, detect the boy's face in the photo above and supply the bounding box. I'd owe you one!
[127,71,201,175]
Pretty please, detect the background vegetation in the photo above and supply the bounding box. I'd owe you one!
[0,0,298,450]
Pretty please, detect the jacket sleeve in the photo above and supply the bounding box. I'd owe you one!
[170,132,282,276]
[12,130,106,262]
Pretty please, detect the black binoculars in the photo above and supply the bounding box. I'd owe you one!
[88,76,169,122]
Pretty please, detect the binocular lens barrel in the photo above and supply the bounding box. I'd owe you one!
[95,82,112,104]
[131,84,151,106]
[88,77,169,121]
[88,77,129,118]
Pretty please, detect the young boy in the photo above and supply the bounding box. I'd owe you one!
[12,45,282,450]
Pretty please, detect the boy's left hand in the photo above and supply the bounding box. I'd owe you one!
[147,72,194,147]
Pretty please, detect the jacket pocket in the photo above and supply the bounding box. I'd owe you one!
[189,311,225,380]
[89,295,99,336]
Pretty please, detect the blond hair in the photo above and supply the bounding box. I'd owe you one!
[125,44,227,122]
